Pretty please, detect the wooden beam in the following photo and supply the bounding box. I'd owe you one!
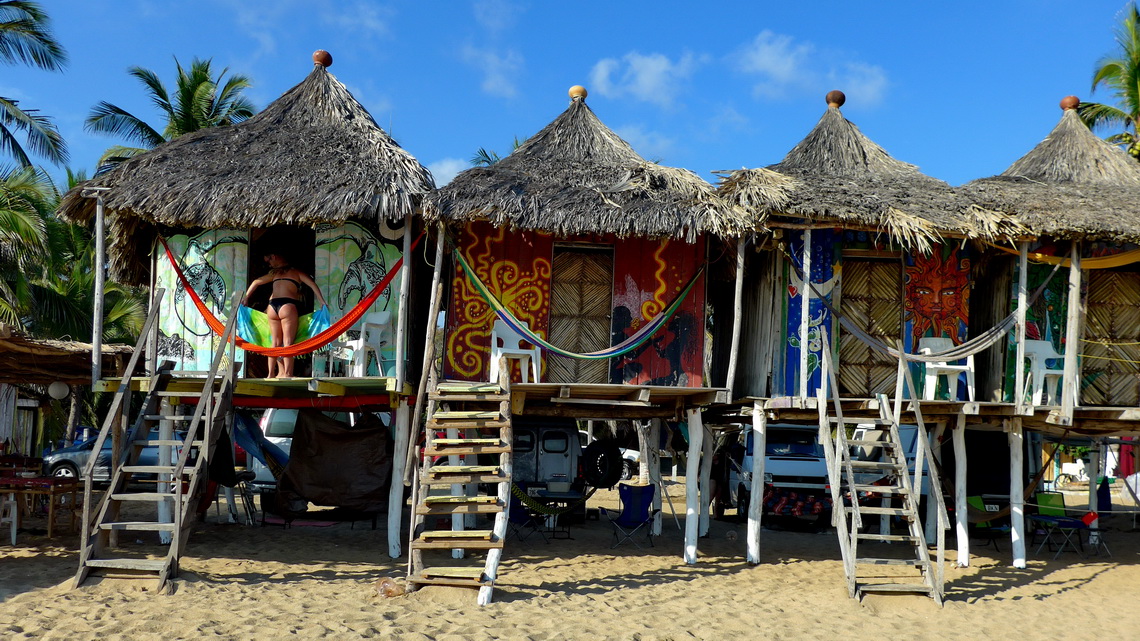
[515,404,680,420]
[550,397,652,407]
[307,379,347,396]
[510,391,527,416]
[626,388,652,403]
[233,381,278,397]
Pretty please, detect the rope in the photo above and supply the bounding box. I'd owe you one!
[985,241,1140,269]
[454,248,704,360]
[159,233,422,357]
[779,243,1066,363]
[510,483,597,515]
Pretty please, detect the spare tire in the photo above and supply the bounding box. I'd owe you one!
[582,439,624,488]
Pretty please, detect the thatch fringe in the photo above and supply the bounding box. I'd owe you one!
[57,65,435,284]
[427,97,767,241]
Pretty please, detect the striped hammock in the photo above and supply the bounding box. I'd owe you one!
[160,234,421,358]
[454,249,704,360]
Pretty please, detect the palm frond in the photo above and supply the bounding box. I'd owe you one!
[0,95,66,165]
[85,101,165,148]
[0,1,67,71]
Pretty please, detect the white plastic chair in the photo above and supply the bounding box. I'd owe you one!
[1024,339,1065,406]
[918,337,975,401]
[349,311,394,377]
[489,318,541,383]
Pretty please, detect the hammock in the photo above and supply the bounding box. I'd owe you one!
[986,242,1140,270]
[160,234,422,358]
[237,305,330,348]
[454,248,704,360]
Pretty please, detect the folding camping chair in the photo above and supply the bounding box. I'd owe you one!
[600,483,660,549]
[967,496,1010,552]
[507,488,548,544]
[1029,492,1087,559]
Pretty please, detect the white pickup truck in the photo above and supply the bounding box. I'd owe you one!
[715,424,832,525]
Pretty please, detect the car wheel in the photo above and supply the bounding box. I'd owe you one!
[50,462,79,479]
[620,460,636,481]
[738,485,750,519]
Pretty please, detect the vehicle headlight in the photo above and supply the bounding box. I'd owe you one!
[764,473,773,483]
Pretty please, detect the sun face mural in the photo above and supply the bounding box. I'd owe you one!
[904,246,970,349]
[444,223,552,381]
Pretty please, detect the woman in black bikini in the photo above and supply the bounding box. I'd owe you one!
[242,252,327,378]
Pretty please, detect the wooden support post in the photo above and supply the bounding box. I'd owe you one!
[699,422,713,537]
[683,408,703,564]
[649,419,663,536]
[924,421,947,545]
[799,228,812,400]
[1015,241,1028,412]
[1087,441,1101,529]
[1060,243,1082,424]
[747,402,767,564]
[953,412,969,567]
[388,400,411,558]
[725,237,746,397]
[157,399,173,545]
[394,212,414,387]
[1008,418,1026,568]
[91,192,107,383]
[404,227,446,486]
[637,420,651,485]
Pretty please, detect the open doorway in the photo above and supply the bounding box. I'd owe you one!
[244,226,318,378]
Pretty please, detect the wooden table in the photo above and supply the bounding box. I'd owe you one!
[0,476,79,537]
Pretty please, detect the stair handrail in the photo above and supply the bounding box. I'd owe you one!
[170,292,241,537]
[817,328,859,588]
[894,346,949,596]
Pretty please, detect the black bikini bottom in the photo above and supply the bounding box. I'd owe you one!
[268,298,302,314]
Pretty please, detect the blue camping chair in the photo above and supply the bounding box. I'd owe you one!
[508,487,548,544]
[600,483,660,549]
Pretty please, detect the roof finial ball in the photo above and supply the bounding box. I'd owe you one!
[1060,95,1080,111]
[569,85,588,102]
[826,90,846,109]
[313,50,333,68]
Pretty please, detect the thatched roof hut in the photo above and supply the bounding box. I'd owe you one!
[718,91,1017,253]
[964,97,1140,242]
[57,53,436,285]
[0,324,133,385]
[425,86,777,242]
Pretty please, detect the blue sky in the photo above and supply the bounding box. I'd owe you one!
[5,1,1137,190]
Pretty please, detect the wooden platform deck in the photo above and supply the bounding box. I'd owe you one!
[507,382,728,420]
[94,375,412,409]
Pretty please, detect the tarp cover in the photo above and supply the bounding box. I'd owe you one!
[278,409,393,513]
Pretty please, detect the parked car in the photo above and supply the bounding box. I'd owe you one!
[714,424,832,526]
[44,429,189,481]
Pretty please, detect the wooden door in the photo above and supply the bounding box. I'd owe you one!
[548,247,613,384]
[838,259,902,397]
[1083,270,1140,406]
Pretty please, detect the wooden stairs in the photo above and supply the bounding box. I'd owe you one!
[74,290,238,591]
[406,368,513,605]
[816,334,949,605]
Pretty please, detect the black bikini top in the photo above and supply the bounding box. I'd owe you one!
[272,277,304,290]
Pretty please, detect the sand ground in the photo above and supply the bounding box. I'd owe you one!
[1,482,1138,641]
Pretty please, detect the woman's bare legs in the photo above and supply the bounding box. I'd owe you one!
[279,303,299,377]
[266,305,284,378]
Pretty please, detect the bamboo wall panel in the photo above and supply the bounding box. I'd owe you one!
[1083,270,1140,406]
[548,248,613,384]
[838,259,901,397]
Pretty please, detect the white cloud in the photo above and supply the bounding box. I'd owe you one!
[322,2,394,39]
[461,45,523,98]
[589,52,703,108]
[731,30,889,106]
[615,125,674,161]
[428,158,469,187]
[473,0,519,34]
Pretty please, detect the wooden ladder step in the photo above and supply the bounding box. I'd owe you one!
[98,521,176,532]
[85,558,167,572]
[832,417,892,425]
[416,502,503,515]
[434,411,502,420]
[109,493,176,502]
[424,495,500,505]
[420,529,494,540]
[432,438,503,446]
[424,444,510,456]
[421,474,504,485]
[429,393,509,402]
[142,414,199,421]
[849,460,905,470]
[437,383,503,394]
[419,566,486,580]
[847,440,897,448]
[427,419,510,430]
[135,440,204,448]
[851,484,908,495]
[857,582,933,594]
[852,506,912,517]
[855,557,924,566]
[121,465,181,474]
[428,465,500,474]
[855,533,921,542]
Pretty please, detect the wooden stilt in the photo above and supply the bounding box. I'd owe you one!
[924,421,947,545]
[699,422,713,537]
[747,402,767,564]
[1008,418,1026,568]
[649,419,663,536]
[683,408,703,564]
[388,400,411,558]
[799,228,812,400]
[394,213,414,386]
[1088,441,1101,528]
[953,412,969,567]
[637,420,651,485]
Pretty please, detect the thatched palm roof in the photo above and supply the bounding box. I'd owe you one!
[718,93,1019,253]
[426,88,776,242]
[964,102,1140,241]
[57,61,435,284]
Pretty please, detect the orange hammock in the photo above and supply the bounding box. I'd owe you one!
[159,233,423,358]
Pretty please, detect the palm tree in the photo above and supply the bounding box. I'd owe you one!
[0,164,52,326]
[469,136,526,167]
[1079,3,1140,158]
[86,57,255,171]
[0,1,67,167]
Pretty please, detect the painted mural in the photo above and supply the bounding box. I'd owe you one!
[315,220,404,376]
[1002,242,1070,403]
[155,230,249,371]
[610,237,706,386]
[444,222,553,382]
[903,244,971,399]
[782,229,840,396]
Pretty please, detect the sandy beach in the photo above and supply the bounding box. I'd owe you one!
[1,482,1138,641]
